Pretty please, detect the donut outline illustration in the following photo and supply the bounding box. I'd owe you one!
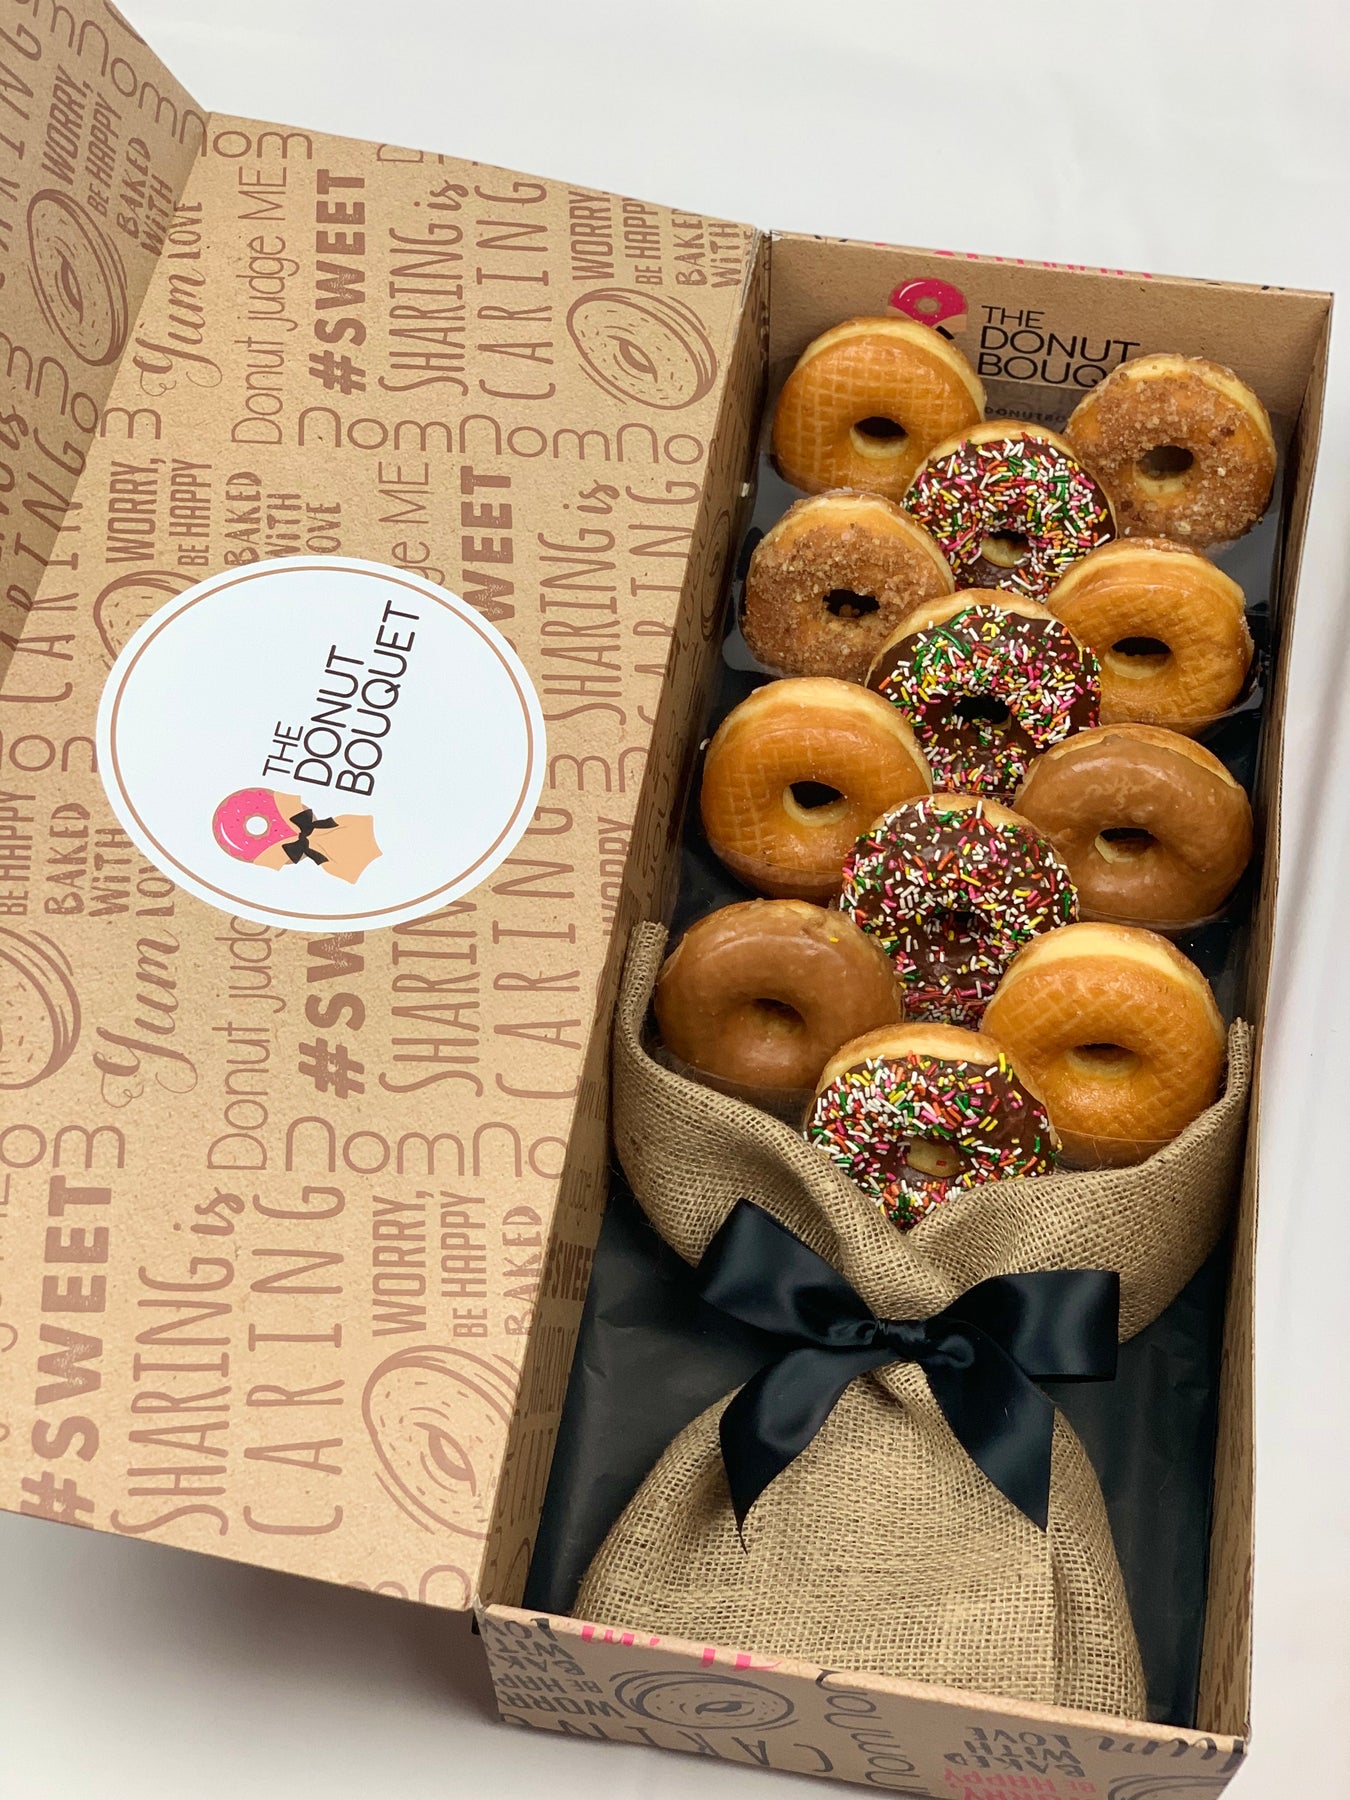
[27,190,129,367]
[611,1671,796,1731]
[566,288,718,410]
[0,928,80,1090]
[344,1564,474,1608]
[94,568,194,662]
[1108,1778,1233,1800]
[362,1345,518,1536]
[418,1563,473,1608]
[212,788,382,885]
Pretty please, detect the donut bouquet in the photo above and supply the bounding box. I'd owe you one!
[661,315,1271,1200]
[574,314,1266,1716]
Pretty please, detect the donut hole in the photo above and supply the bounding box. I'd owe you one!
[850,416,909,460]
[823,587,880,621]
[905,1138,969,1180]
[979,530,1031,569]
[936,908,981,943]
[1107,635,1172,679]
[784,780,849,826]
[953,694,1011,730]
[749,996,804,1034]
[1094,826,1156,863]
[1137,444,1196,482]
[1065,1041,1142,1080]
[245,813,270,838]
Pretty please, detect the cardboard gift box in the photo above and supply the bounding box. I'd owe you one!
[0,4,1329,1792]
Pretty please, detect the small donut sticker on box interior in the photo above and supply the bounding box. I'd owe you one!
[889,277,969,339]
[95,556,546,932]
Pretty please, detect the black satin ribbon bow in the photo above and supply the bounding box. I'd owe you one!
[283,809,337,866]
[695,1201,1120,1535]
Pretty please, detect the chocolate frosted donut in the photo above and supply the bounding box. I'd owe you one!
[840,794,1078,1027]
[806,1022,1058,1228]
[867,593,1099,800]
[904,422,1115,599]
[742,491,953,681]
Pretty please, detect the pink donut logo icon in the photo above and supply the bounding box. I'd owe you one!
[211,787,382,885]
[889,277,969,338]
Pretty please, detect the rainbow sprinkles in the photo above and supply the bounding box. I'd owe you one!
[806,1048,1057,1229]
[905,429,1116,598]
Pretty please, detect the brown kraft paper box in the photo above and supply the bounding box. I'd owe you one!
[0,0,761,1607]
[476,252,1327,1788]
[0,3,1331,1793]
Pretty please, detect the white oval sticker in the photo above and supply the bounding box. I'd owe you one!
[96,557,546,931]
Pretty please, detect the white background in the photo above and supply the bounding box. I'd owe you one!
[3,2,1349,1795]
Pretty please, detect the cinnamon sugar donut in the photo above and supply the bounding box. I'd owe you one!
[742,491,953,680]
[840,793,1077,1027]
[904,422,1115,598]
[806,1022,1058,1228]
[867,593,1099,800]
[1065,354,1276,546]
[654,901,903,1094]
[772,317,985,500]
[700,678,931,901]
[982,922,1226,1167]
[1014,724,1253,925]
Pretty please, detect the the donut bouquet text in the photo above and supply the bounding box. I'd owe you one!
[576,315,1266,1716]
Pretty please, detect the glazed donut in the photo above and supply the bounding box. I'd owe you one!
[1065,354,1275,546]
[771,317,985,500]
[982,922,1226,1167]
[867,593,1099,800]
[840,793,1077,1028]
[700,678,931,901]
[806,1022,1058,1228]
[904,421,1115,598]
[1013,724,1253,925]
[742,491,953,681]
[1046,538,1253,732]
[654,900,903,1094]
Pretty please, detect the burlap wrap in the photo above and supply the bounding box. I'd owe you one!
[576,923,1253,1715]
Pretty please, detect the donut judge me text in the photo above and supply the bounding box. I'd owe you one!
[260,596,420,796]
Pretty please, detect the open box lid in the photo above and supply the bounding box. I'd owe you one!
[0,0,762,1610]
